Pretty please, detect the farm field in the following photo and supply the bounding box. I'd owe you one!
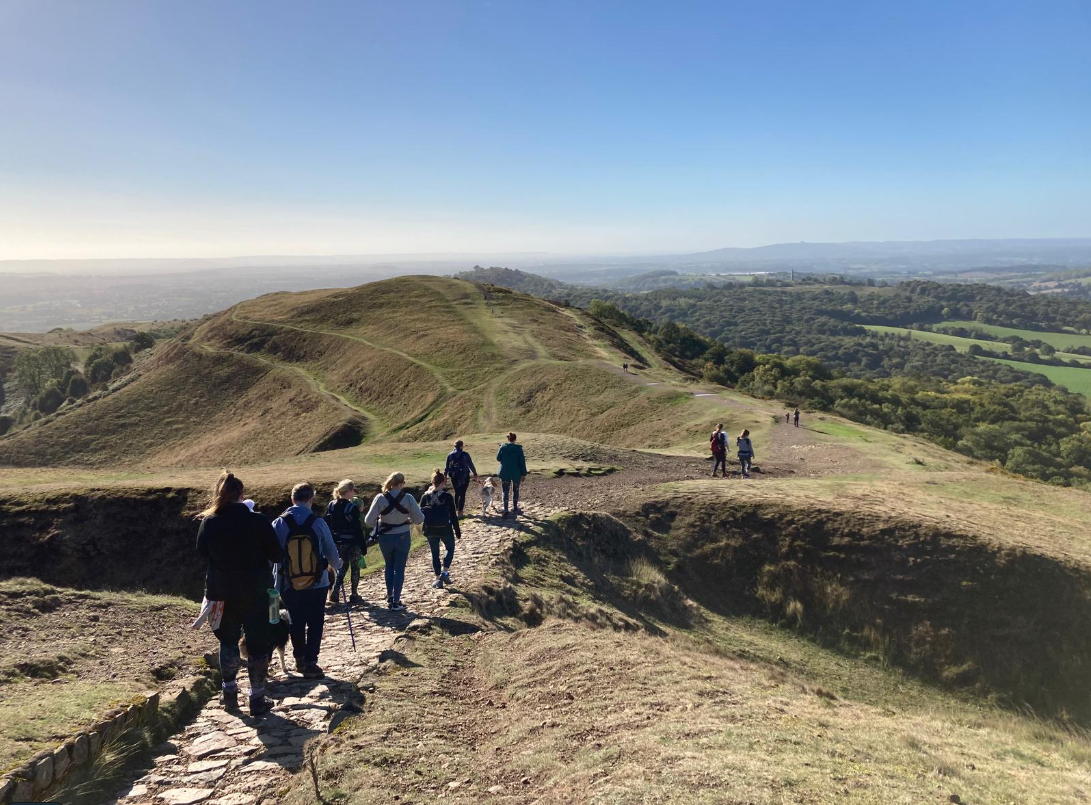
[982,356,1091,397]
[938,320,1091,351]
[865,324,1091,363]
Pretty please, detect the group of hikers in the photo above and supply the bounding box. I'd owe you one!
[195,433,528,716]
[710,423,755,478]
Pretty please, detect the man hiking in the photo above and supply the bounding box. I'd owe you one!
[196,471,282,716]
[273,482,341,679]
[710,423,728,478]
[444,439,478,517]
[793,409,800,428]
[497,432,528,519]
[420,469,462,588]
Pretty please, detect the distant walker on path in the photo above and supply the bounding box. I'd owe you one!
[444,439,478,517]
[737,429,755,478]
[794,409,800,428]
[710,423,728,478]
[496,432,528,519]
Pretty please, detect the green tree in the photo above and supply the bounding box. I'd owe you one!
[14,346,76,396]
[131,331,155,352]
[65,373,90,398]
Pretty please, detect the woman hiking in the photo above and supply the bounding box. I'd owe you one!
[710,423,728,477]
[444,439,478,517]
[325,479,367,605]
[364,472,425,611]
[737,429,755,478]
[195,471,282,717]
[420,469,462,588]
[496,432,528,519]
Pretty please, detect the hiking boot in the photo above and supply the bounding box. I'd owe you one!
[432,576,443,589]
[249,694,274,718]
[349,593,363,604]
[501,510,510,520]
[294,656,307,674]
[389,601,407,612]
[440,571,452,585]
[303,663,324,679]
[221,687,239,711]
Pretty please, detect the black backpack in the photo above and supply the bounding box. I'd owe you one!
[281,512,325,591]
[421,490,452,531]
[376,490,409,534]
[447,452,471,486]
[325,498,357,539]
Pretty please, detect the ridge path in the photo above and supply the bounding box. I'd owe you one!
[108,502,553,805]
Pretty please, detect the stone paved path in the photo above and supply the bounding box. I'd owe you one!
[108,503,552,805]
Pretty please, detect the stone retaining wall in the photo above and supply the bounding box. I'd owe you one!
[0,678,213,804]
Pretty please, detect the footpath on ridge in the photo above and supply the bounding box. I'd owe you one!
[108,502,553,805]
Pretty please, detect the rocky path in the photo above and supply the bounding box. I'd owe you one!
[108,503,552,805]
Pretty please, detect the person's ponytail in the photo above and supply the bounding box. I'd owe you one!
[200,470,244,519]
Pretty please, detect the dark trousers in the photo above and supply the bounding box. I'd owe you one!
[739,455,752,476]
[379,531,411,603]
[282,586,327,664]
[214,596,270,694]
[427,530,455,575]
[453,481,470,513]
[331,541,362,599]
[501,479,520,510]
[712,453,727,476]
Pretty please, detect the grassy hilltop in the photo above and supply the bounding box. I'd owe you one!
[0,277,731,468]
[2,276,1091,801]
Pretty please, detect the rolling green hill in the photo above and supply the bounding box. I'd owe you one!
[0,277,730,468]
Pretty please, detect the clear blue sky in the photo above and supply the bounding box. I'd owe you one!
[1,0,1088,258]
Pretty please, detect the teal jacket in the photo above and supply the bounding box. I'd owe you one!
[496,442,528,481]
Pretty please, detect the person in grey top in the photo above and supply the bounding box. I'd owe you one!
[364,472,425,611]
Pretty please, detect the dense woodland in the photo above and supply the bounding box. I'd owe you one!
[460,267,1091,487]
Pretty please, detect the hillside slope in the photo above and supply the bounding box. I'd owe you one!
[0,277,723,468]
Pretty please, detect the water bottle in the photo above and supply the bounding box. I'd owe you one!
[267,588,281,624]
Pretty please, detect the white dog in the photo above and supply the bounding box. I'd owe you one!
[480,476,494,516]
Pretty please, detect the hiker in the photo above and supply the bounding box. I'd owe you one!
[273,482,341,679]
[444,439,478,517]
[420,469,462,588]
[710,423,728,477]
[325,479,366,605]
[785,412,790,424]
[363,472,425,611]
[794,409,800,427]
[195,471,282,716]
[496,432,528,519]
[737,429,755,478]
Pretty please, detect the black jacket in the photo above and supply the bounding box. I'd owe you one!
[196,502,281,601]
[325,498,366,548]
[421,488,462,540]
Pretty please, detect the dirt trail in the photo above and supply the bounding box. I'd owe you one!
[106,504,552,805]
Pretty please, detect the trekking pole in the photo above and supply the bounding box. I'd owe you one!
[339,574,357,652]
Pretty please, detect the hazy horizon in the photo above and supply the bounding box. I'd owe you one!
[2,1,1089,260]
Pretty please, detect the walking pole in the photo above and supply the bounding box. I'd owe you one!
[339,569,357,652]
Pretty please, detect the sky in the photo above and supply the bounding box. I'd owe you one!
[0,0,1089,259]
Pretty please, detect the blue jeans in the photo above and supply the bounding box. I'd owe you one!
[739,455,753,476]
[501,479,520,510]
[282,586,327,664]
[426,529,455,575]
[379,531,411,603]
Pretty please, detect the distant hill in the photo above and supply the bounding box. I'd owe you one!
[0,276,719,467]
